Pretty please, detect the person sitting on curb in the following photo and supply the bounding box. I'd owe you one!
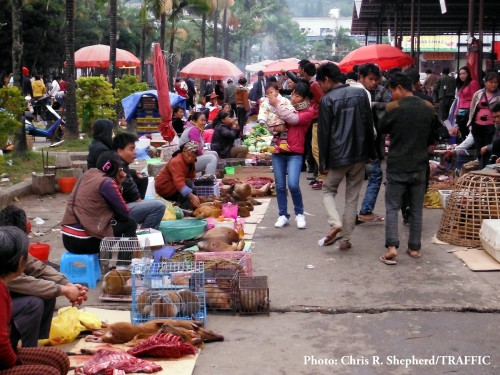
[61,151,137,254]
[154,141,201,210]
[210,111,249,159]
[0,205,88,348]
[87,118,114,169]
[112,133,166,229]
[0,226,71,375]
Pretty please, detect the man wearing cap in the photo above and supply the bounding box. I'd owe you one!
[207,92,221,123]
[22,67,33,98]
[224,78,236,113]
[155,141,201,210]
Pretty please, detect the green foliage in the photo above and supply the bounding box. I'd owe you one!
[115,75,148,102]
[76,77,117,133]
[0,87,25,146]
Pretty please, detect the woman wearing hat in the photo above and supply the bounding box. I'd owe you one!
[154,141,201,210]
[207,92,221,123]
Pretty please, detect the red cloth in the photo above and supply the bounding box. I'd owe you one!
[0,281,17,370]
[208,107,220,123]
[202,129,214,144]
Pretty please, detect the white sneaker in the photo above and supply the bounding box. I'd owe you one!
[295,214,306,229]
[275,215,290,228]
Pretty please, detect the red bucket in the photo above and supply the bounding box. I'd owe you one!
[29,243,50,262]
[58,177,77,193]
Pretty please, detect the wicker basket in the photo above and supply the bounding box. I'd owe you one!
[437,170,500,247]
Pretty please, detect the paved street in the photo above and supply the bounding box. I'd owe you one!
[8,167,500,375]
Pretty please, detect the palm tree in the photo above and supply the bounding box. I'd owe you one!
[211,0,219,56]
[65,0,79,139]
[109,0,117,88]
[12,0,26,156]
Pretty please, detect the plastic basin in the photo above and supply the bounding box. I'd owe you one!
[58,177,77,193]
[29,243,50,262]
[158,219,207,242]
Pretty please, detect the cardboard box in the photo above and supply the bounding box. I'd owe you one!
[136,228,165,248]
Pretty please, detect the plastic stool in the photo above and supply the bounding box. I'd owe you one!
[60,252,100,288]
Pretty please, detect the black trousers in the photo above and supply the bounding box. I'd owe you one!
[11,294,56,347]
[62,217,137,254]
[471,123,495,168]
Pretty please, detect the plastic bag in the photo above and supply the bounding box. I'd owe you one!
[222,202,238,219]
[156,196,177,221]
[39,306,87,346]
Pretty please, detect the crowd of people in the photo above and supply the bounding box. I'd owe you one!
[1,53,500,373]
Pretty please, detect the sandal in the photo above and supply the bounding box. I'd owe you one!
[379,255,397,265]
[317,226,342,247]
[358,213,384,223]
[406,249,422,258]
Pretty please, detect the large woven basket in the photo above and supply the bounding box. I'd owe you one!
[437,170,500,247]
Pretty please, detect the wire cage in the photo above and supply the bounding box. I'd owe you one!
[238,276,270,315]
[131,261,206,325]
[437,171,500,247]
[99,237,145,302]
[204,269,239,314]
[194,251,253,277]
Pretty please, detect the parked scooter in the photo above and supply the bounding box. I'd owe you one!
[25,100,65,146]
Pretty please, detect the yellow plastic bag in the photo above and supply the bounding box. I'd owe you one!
[156,195,177,221]
[424,190,442,208]
[39,306,96,346]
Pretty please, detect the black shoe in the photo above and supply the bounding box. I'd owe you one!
[308,179,318,185]
[306,176,316,181]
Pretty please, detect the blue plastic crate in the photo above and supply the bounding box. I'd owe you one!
[195,184,220,198]
[131,261,206,325]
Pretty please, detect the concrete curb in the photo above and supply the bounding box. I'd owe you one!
[0,179,33,208]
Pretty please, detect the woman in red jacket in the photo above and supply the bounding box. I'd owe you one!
[0,226,69,375]
[267,82,317,230]
[455,66,481,140]
[154,141,201,210]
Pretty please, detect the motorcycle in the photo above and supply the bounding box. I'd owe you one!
[25,97,65,146]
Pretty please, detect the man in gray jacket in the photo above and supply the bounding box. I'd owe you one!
[0,205,88,347]
[316,63,376,250]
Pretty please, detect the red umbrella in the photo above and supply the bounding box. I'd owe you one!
[262,58,300,75]
[338,44,414,73]
[180,57,243,80]
[153,43,175,142]
[74,44,140,68]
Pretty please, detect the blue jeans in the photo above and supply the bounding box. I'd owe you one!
[128,199,166,229]
[359,159,383,215]
[385,170,427,250]
[272,153,304,218]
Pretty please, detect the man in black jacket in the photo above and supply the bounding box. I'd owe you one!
[316,63,376,250]
[378,73,434,265]
[113,133,165,229]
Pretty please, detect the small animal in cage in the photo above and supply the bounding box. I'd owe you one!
[136,289,201,319]
[238,276,270,315]
[102,269,132,296]
[100,237,144,274]
[205,283,232,310]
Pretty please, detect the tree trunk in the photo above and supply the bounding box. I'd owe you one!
[12,0,27,157]
[109,0,117,88]
[222,3,228,59]
[169,23,176,90]
[64,0,78,139]
[212,1,219,57]
[201,14,206,57]
[160,12,166,52]
[140,1,147,82]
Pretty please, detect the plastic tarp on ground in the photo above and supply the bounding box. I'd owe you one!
[122,90,186,123]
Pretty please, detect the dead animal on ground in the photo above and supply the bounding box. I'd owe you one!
[85,319,223,346]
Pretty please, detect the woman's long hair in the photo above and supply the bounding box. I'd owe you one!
[456,66,473,90]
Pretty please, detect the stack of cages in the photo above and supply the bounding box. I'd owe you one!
[99,237,145,302]
[238,276,270,315]
[131,260,206,325]
[194,252,252,314]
